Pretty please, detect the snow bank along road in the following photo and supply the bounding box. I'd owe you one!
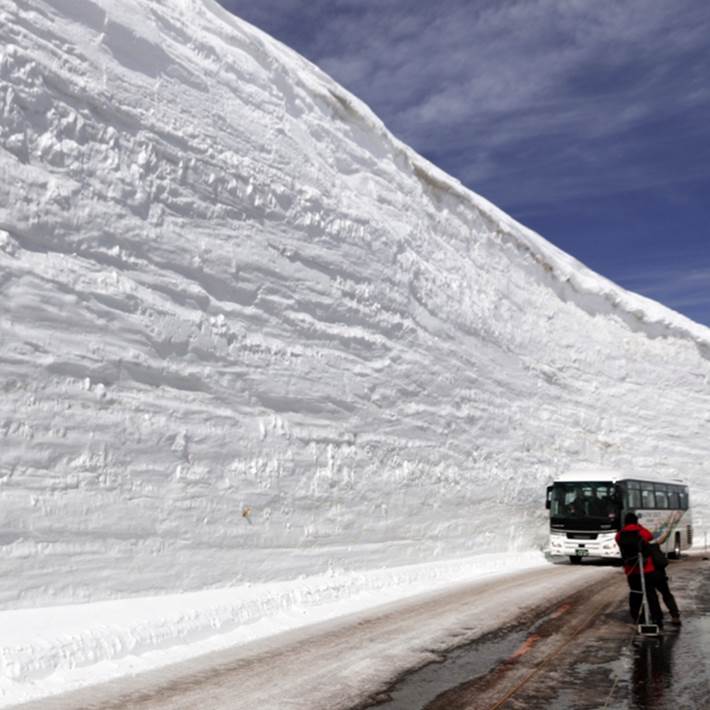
[12,564,617,710]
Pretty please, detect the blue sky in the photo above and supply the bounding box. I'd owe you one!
[218,0,710,326]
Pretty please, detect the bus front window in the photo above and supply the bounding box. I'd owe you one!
[550,482,619,521]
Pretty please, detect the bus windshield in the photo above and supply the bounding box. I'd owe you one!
[550,481,619,522]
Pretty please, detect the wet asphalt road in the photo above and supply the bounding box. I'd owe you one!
[363,555,710,710]
[11,559,707,710]
[13,564,613,710]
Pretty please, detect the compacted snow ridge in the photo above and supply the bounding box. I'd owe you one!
[1,0,709,703]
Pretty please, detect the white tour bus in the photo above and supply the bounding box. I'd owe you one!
[546,470,692,563]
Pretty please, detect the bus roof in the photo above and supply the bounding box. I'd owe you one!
[555,470,623,483]
[553,468,687,486]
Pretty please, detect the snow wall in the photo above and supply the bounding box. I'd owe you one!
[1,0,709,609]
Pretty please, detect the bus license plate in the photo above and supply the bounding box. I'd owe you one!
[575,548,588,557]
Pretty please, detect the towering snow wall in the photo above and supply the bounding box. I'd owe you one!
[1,0,709,609]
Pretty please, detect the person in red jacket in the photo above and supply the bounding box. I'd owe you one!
[615,512,663,627]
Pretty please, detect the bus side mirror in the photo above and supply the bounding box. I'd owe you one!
[545,485,552,510]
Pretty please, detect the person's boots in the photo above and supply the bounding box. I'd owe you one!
[671,615,682,626]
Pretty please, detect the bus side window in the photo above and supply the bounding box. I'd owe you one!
[655,488,669,509]
[641,487,655,509]
[668,491,679,509]
[679,491,688,510]
[628,489,641,509]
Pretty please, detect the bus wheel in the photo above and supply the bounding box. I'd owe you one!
[671,534,681,560]
[569,555,582,565]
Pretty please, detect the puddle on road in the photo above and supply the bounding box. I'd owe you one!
[361,603,570,710]
[540,562,710,710]
[602,616,710,710]
[375,615,710,710]
[362,561,710,710]
[362,626,526,710]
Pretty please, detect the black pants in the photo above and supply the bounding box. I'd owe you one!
[654,568,680,617]
[627,572,663,626]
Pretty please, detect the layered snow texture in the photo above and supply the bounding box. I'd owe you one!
[1,0,710,610]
